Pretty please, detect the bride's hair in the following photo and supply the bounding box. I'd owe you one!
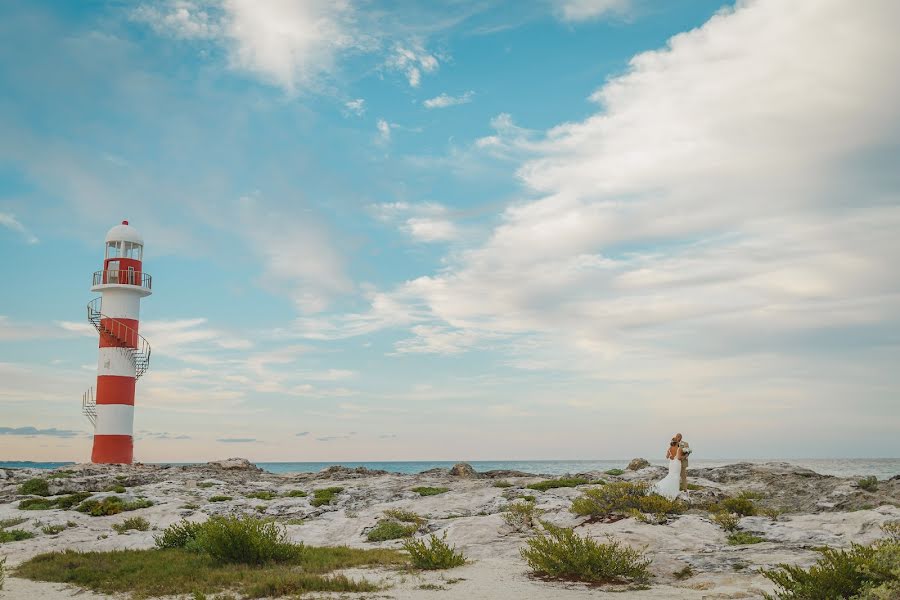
[670,440,678,447]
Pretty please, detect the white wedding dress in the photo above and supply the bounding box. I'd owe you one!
[651,459,682,500]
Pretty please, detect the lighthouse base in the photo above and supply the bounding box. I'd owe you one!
[91,434,133,464]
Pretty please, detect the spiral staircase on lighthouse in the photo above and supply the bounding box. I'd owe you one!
[81,297,151,426]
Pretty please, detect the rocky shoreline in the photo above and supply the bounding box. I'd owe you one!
[0,458,897,599]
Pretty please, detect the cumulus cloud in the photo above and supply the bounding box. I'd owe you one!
[0,426,79,438]
[370,201,459,243]
[0,212,39,244]
[385,42,439,87]
[424,91,474,109]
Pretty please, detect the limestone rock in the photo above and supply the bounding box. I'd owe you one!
[206,458,261,471]
[627,458,651,471]
[449,462,479,478]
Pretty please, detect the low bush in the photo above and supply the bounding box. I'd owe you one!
[41,523,69,535]
[0,529,35,543]
[571,481,684,522]
[527,477,590,492]
[194,516,297,565]
[763,534,899,600]
[113,517,150,534]
[503,501,543,531]
[366,520,418,542]
[605,469,625,476]
[105,484,126,494]
[383,509,424,524]
[858,476,879,493]
[727,532,765,545]
[521,524,650,584]
[0,517,28,529]
[411,487,449,497]
[760,507,782,521]
[712,511,740,532]
[402,533,465,570]
[493,480,513,488]
[20,478,50,496]
[18,498,55,510]
[284,490,307,497]
[310,487,343,507]
[154,519,206,549]
[737,490,766,500]
[196,482,216,488]
[722,496,757,516]
[76,497,153,516]
[246,491,277,501]
[55,492,94,510]
[208,495,232,503]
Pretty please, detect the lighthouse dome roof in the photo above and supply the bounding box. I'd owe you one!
[105,221,144,245]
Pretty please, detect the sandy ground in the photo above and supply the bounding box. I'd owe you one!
[0,460,897,599]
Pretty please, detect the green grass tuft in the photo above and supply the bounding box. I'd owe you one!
[196,481,216,488]
[76,496,153,516]
[712,511,740,532]
[493,480,513,488]
[41,523,70,535]
[19,478,51,496]
[604,469,625,476]
[104,484,127,493]
[366,520,418,542]
[284,489,307,497]
[402,533,466,569]
[727,532,765,545]
[0,517,28,529]
[570,481,684,522]
[526,477,590,492]
[504,500,543,531]
[208,495,232,502]
[0,529,35,543]
[412,486,450,497]
[383,509,425,524]
[858,476,878,492]
[246,491,277,500]
[722,496,757,516]
[113,517,150,534]
[310,487,344,507]
[521,524,650,584]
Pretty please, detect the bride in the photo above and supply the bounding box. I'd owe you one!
[651,439,684,500]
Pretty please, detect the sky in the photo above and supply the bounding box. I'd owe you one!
[1,0,899,463]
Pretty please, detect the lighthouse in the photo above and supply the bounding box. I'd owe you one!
[82,221,152,464]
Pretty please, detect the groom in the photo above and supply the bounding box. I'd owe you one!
[674,433,691,490]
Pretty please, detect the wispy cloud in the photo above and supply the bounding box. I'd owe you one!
[0,426,79,438]
[216,437,257,443]
[0,212,39,244]
[344,98,366,117]
[370,201,459,243]
[552,0,635,23]
[295,431,310,437]
[423,91,474,109]
[384,42,439,87]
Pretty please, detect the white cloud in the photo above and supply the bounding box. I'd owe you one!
[370,201,459,243]
[344,98,366,116]
[553,0,634,23]
[423,91,474,109]
[385,42,439,88]
[0,212,39,244]
[132,0,220,39]
[376,118,392,143]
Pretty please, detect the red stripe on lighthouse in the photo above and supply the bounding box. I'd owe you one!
[96,375,136,405]
[91,435,133,464]
[98,318,140,348]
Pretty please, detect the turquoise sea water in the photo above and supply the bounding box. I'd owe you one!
[3,458,898,479]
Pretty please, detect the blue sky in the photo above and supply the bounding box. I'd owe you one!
[1,0,899,462]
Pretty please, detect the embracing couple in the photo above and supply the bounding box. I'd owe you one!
[651,433,692,500]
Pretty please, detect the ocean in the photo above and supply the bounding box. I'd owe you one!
[2,458,898,479]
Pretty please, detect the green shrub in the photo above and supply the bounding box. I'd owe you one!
[55,492,93,510]
[195,516,297,565]
[41,523,69,535]
[712,511,740,532]
[105,484,127,494]
[383,509,424,524]
[761,507,782,521]
[686,483,704,491]
[113,517,150,534]
[728,532,765,545]
[18,498,55,510]
[493,480,513,488]
[605,469,625,476]
[402,533,465,570]
[520,524,650,583]
[310,487,343,507]
[521,495,536,503]
[0,517,28,529]
[411,487,449,497]
[47,471,73,479]
[366,520,418,542]
[20,478,50,496]
[504,501,543,531]
[527,477,590,492]
[722,496,757,516]
[208,495,232,503]
[858,476,879,493]
[246,491,277,501]
[76,497,153,516]
[0,529,35,543]
[763,539,899,600]
[196,482,216,488]
[284,490,307,497]
[570,481,684,521]
[737,490,766,500]
[154,519,206,549]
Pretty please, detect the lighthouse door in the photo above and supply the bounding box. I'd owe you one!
[108,260,120,284]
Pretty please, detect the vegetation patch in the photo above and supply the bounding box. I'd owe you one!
[727,532,766,545]
[571,482,684,522]
[246,491,277,501]
[113,516,150,534]
[0,556,5,591]
[367,520,418,542]
[104,484,127,493]
[77,496,153,516]
[521,524,650,584]
[403,533,466,569]
[722,496,757,516]
[858,476,879,492]
[673,565,694,580]
[208,495,233,502]
[0,517,28,529]
[383,509,425,524]
[0,528,35,543]
[763,523,898,600]
[196,482,216,488]
[504,500,544,531]
[310,487,344,507]
[19,478,51,496]
[18,491,93,512]
[41,522,73,535]
[712,511,740,532]
[605,469,625,476]
[527,477,590,492]
[493,480,513,488]
[412,487,450,497]
[284,489,307,497]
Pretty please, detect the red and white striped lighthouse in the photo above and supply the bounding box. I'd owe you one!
[82,221,152,464]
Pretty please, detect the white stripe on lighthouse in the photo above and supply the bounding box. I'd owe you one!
[99,289,141,320]
[97,348,136,378]
[94,404,135,436]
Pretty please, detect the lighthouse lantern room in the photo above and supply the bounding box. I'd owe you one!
[83,221,152,464]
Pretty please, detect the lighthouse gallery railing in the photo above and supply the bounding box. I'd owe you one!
[92,270,152,290]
